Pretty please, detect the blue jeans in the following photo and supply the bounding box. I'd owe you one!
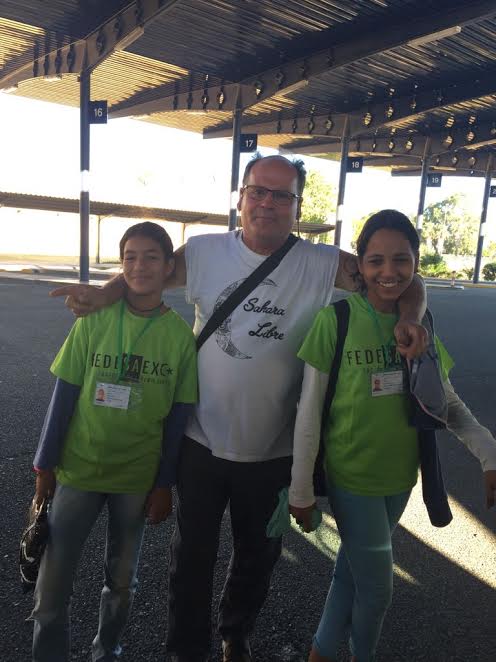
[314,485,411,662]
[29,483,147,662]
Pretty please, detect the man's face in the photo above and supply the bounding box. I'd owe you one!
[238,158,302,253]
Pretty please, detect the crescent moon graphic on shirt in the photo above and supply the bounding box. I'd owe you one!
[213,278,276,359]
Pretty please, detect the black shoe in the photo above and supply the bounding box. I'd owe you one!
[222,637,252,662]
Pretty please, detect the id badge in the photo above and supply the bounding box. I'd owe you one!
[371,370,404,397]
[94,382,131,409]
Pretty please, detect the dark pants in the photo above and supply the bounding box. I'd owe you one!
[167,437,292,658]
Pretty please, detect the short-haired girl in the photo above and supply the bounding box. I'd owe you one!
[30,222,197,662]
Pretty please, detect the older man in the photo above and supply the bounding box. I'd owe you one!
[53,155,426,662]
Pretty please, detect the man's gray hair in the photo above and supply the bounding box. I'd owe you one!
[242,153,307,196]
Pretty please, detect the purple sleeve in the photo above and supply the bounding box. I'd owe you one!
[33,378,81,470]
[154,403,193,488]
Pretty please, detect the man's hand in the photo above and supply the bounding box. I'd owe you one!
[145,487,173,525]
[50,283,106,317]
[484,470,496,508]
[289,503,317,533]
[394,319,428,360]
[33,469,56,508]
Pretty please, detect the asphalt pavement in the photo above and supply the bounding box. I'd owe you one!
[0,276,495,662]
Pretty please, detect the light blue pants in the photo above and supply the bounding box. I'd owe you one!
[314,485,411,662]
[30,483,147,662]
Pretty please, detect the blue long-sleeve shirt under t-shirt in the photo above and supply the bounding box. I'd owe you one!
[34,378,192,487]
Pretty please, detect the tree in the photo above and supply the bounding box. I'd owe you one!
[349,210,383,250]
[422,194,479,255]
[299,170,336,243]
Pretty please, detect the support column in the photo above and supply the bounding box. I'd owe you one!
[95,215,101,264]
[228,89,242,231]
[334,116,350,247]
[416,137,431,235]
[474,154,493,284]
[79,70,90,282]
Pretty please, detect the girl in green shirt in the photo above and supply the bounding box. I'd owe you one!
[288,210,496,662]
[29,222,197,662]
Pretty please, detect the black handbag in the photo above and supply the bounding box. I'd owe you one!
[19,498,50,592]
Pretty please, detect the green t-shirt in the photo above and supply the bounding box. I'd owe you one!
[298,293,454,496]
[51,302,198,493]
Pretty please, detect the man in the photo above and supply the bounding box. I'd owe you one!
[53,155,427,662]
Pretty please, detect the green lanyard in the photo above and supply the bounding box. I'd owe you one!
[364,296,398,369]
[117,300,160,382]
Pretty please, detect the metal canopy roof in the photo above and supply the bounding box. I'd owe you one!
[1,0,496,177]
[0,191,331,234]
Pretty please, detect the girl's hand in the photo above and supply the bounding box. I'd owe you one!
[484,470,496,508]
[289,503,317,533]
[145,487,173,524]
[33,469,56,507]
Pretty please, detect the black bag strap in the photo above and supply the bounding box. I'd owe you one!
[196,233,299,350]
[313,297,350,496]
[321,298,351,427]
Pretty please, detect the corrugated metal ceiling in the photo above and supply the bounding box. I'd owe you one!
[0,0,495,175]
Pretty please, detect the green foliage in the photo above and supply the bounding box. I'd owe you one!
[350,210,381,250]
[482,262,496,281]
[463,267,474,281]
[421,194,478,256]
[483,241,496,258]
[418,252,449,277]
[300,170,336,244]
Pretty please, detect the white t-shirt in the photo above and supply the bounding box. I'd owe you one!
[185,230,339,461]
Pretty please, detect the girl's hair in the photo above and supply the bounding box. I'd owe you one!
[119,222,174,261]
[356,209,420,258]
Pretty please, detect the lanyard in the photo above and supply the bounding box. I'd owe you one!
[364,296,398,369]
[117,300,160,381]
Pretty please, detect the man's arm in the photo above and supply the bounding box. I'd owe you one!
[163,244,186,289]
[335,249,428,359]
[50,245,187,316]
[334,249,360,291]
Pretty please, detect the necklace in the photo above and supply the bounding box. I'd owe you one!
[125,297,163,313]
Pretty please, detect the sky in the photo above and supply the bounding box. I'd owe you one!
[0,92,494,254]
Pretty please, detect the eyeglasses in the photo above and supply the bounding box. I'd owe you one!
[242,185,300,206]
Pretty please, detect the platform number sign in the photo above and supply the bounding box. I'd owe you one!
[490,185,496,198]
[427,173,442,187]
[89,100,108,124]
[240,133,258,153]
[346,157,363,173]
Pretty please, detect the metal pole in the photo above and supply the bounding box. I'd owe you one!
[228,88,242,231]
[416,137,431,236]
[334,116,350,247]
[79,70,90,282]
[473,154,493,284]
[95,215,101,264]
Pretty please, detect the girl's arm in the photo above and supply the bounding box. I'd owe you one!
[444,379,496,507]
[146,402,193,525]
[33,378,81,505]
[34,378,81,470]
[154,402,193,488]
[289,364,329,510]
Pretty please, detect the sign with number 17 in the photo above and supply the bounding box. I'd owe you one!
[240,134,258,152]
